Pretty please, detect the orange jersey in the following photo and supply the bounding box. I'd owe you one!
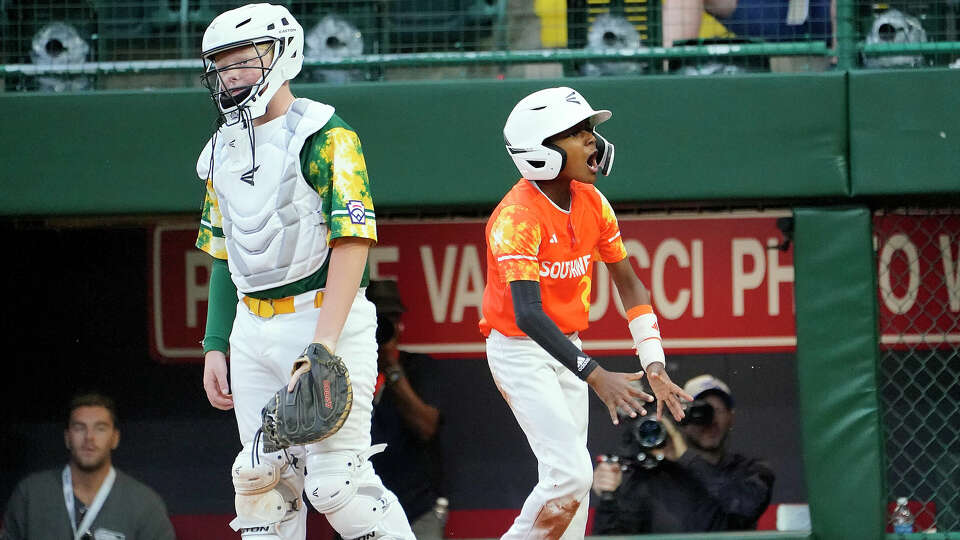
[480,179,628,337]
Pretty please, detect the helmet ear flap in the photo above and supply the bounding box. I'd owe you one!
[505,144,565,181]
[542,142,567,179]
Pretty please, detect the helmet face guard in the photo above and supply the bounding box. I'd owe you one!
[201,39,278,123]
[594,131,615,176]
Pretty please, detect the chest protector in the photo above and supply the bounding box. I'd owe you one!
[197,98,335,292]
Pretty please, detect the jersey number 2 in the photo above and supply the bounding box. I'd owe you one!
[578,276,591,313]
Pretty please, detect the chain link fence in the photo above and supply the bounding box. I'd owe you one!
[5,0,960,90]
[857,0,960,68]
[875,209,960,534]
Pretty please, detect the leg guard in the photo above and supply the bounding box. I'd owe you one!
[305,444,414,540]
[229,446,305,533]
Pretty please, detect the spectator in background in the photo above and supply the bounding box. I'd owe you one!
[1,393,175,540]
[365,280,447,539]
[592,375,774,534]
[662,0,833,50]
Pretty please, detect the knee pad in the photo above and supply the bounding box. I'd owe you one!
[229,446,304,532]
[305,444,414,540]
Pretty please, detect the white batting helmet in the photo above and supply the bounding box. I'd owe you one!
[201,3,304,124]
[503,87,615,181]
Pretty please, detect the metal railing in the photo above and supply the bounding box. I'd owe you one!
[1,0,959,89]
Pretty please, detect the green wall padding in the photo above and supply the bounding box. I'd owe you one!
[794,206,884,540]
[1,74,849,216]
[849,69,960,196]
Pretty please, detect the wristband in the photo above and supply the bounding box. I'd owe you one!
[385,366,405,386]
[627,305,665,371]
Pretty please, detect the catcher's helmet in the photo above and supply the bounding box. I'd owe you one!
[503,87,614,181]
[201,3,304,124]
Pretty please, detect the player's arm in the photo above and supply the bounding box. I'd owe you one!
[510,280,651,424]
[197,180,236,410]
[607,258,691,421]
[310,236,371,351]
[491,205,599,379]
[301,119,377,363]
[511,279,599,378]
[203,258,237,355]
[595,190,689,420]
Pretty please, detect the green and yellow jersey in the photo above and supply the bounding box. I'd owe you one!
[196,113,377,299]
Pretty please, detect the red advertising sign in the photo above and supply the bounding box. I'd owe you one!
[373,213,796,356]
[149,224,214,361]
[874,213,960,349]
[149,213,797,362]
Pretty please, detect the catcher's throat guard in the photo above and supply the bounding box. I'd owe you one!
[260,343,353,453]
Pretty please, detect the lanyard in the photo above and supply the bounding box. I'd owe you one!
[62,465,116,540]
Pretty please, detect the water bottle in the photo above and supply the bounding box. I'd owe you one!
[413,497,449,539]
[433,497,449,527]
[892,497,914,534]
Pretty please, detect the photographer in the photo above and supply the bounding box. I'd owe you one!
[365,280,447,539]
[592,375,775,534]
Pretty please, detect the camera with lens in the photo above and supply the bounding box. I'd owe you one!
[618,413,669,470]
[597,413,670,501]
[678,399,714,426]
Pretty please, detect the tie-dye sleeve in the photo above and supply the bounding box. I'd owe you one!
[489,204,542,282]
[303,115,377,245]
[196,178,228,260]
[595,189,627,263]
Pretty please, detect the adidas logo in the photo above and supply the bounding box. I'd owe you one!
[549,233,558,244]
[576,356,590,372]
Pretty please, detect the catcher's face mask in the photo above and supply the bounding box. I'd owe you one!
[200,2,305,125]
[201,41,276,123]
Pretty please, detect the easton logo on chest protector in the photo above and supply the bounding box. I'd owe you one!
[240,165,260,186]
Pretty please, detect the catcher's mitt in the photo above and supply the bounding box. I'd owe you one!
[260,343,353,453]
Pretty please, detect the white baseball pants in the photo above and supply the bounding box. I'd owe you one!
[229,288,409,540]
[486,330,593,540]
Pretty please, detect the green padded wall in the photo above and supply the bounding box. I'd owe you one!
[849,69,960,196]
[794,206,885,540]
[2,89,212,216]
[1,74,849,216]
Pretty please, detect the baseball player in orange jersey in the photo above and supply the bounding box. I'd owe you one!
[480,87,694,540]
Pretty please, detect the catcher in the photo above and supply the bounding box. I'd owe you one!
[195,4,414,540]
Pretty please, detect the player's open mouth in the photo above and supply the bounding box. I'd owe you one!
[586,151,599,173]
